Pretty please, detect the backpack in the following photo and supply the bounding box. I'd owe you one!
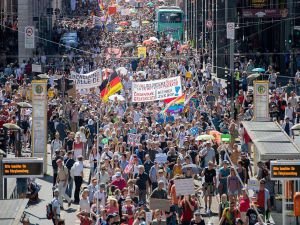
[46,203,53,219]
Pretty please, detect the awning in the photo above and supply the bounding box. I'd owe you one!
[242,121,300,160]
[0,199,28,225]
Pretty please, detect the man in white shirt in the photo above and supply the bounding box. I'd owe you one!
[285,103,294,124]
[100,144,113,161]
[72,155,84,204]
[93,183,106,207]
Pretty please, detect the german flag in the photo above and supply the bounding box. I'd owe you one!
[100,71,123,101]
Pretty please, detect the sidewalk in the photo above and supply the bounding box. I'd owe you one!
[24,145,91,225]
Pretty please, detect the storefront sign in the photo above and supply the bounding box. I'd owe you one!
[132,76,182,102]
[70,69,102,90]
[270,161,300,180]
[242,9,288,18]
[253,81,269,122]
[251,0,267,8]
[2,158,43,178]
[31,80,48,173]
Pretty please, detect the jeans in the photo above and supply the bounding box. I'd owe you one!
[74,176,83,203]
[66,175,73,198]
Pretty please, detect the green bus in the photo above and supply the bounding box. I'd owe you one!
[155,6,184,41]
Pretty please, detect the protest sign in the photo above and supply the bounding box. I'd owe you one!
[127,133,141,146]
[155,153,168,164]
[174,178,195,196]
[32,64,42,73]
[247,178,259,191]
[145,212,152,225]
[138,47,147,58]
[149,198,170,211]
[132,76,182,102]
[108,6,117,15]
[70,69,102,90]
[93,16,102,27]
[121,8,130,16]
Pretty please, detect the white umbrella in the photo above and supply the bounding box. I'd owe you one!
[247,73,260,81]
[149,37,159,43]
[137,71,146,76]
[109,94,125,101]
[292,124,300,130]
[116,67,128,75]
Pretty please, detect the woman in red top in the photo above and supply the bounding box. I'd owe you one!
[179,195,196,225]
[106,197,119,214]
[239,188,250,223]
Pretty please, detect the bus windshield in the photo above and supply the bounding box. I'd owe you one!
[159,12,182,23]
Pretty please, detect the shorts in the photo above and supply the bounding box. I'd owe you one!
[202,183,215,196]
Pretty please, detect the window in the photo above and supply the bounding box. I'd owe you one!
[159,12,182,23]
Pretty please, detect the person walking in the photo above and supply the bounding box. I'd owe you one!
[72,155,84,204]
[56,159,72,209]
[64,151,75,198]
[51,189,61,225]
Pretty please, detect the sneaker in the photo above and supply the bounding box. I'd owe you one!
[207,209,211,214]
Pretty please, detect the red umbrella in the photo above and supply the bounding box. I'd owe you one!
[119,21,130,26]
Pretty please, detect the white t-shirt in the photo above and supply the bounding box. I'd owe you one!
[79,198,90,213]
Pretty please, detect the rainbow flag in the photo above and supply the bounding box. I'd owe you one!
[162,94,185,114]
[98,0,104,10]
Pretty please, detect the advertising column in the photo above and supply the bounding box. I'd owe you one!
[253,80,269,122]
[31,80,48,174]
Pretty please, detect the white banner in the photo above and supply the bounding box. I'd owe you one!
[70,69,102,90]
[132,76,182,102]
[25,26,35,49]
[253,81,269,121]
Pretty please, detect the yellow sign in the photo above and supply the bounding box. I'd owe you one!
[185,71,192,78]
[138,47,147,58]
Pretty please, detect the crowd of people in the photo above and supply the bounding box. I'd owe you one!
[1,1,299,225]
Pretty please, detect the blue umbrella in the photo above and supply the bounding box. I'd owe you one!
[252,68,265,73]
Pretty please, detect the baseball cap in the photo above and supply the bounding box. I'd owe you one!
[115,172,122,177]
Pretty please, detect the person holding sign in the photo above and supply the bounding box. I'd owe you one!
[179,195,196,225]
[150,180,168,199]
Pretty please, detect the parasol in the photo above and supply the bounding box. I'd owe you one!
[195,134,215,141]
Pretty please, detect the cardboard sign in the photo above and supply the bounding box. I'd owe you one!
[155,153,168,164]
[149,198,170,211]
[174,178,195,196]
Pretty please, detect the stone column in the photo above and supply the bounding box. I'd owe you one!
[18,0,33,64]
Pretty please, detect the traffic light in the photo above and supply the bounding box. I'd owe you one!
[65,78,74,91]
[54,78,62,91]
[294,29,300,48]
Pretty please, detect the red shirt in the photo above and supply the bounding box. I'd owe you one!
[257,190,265,208]
[111,178,127,190]
[180,199,196,222]
[239,197,250,212]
